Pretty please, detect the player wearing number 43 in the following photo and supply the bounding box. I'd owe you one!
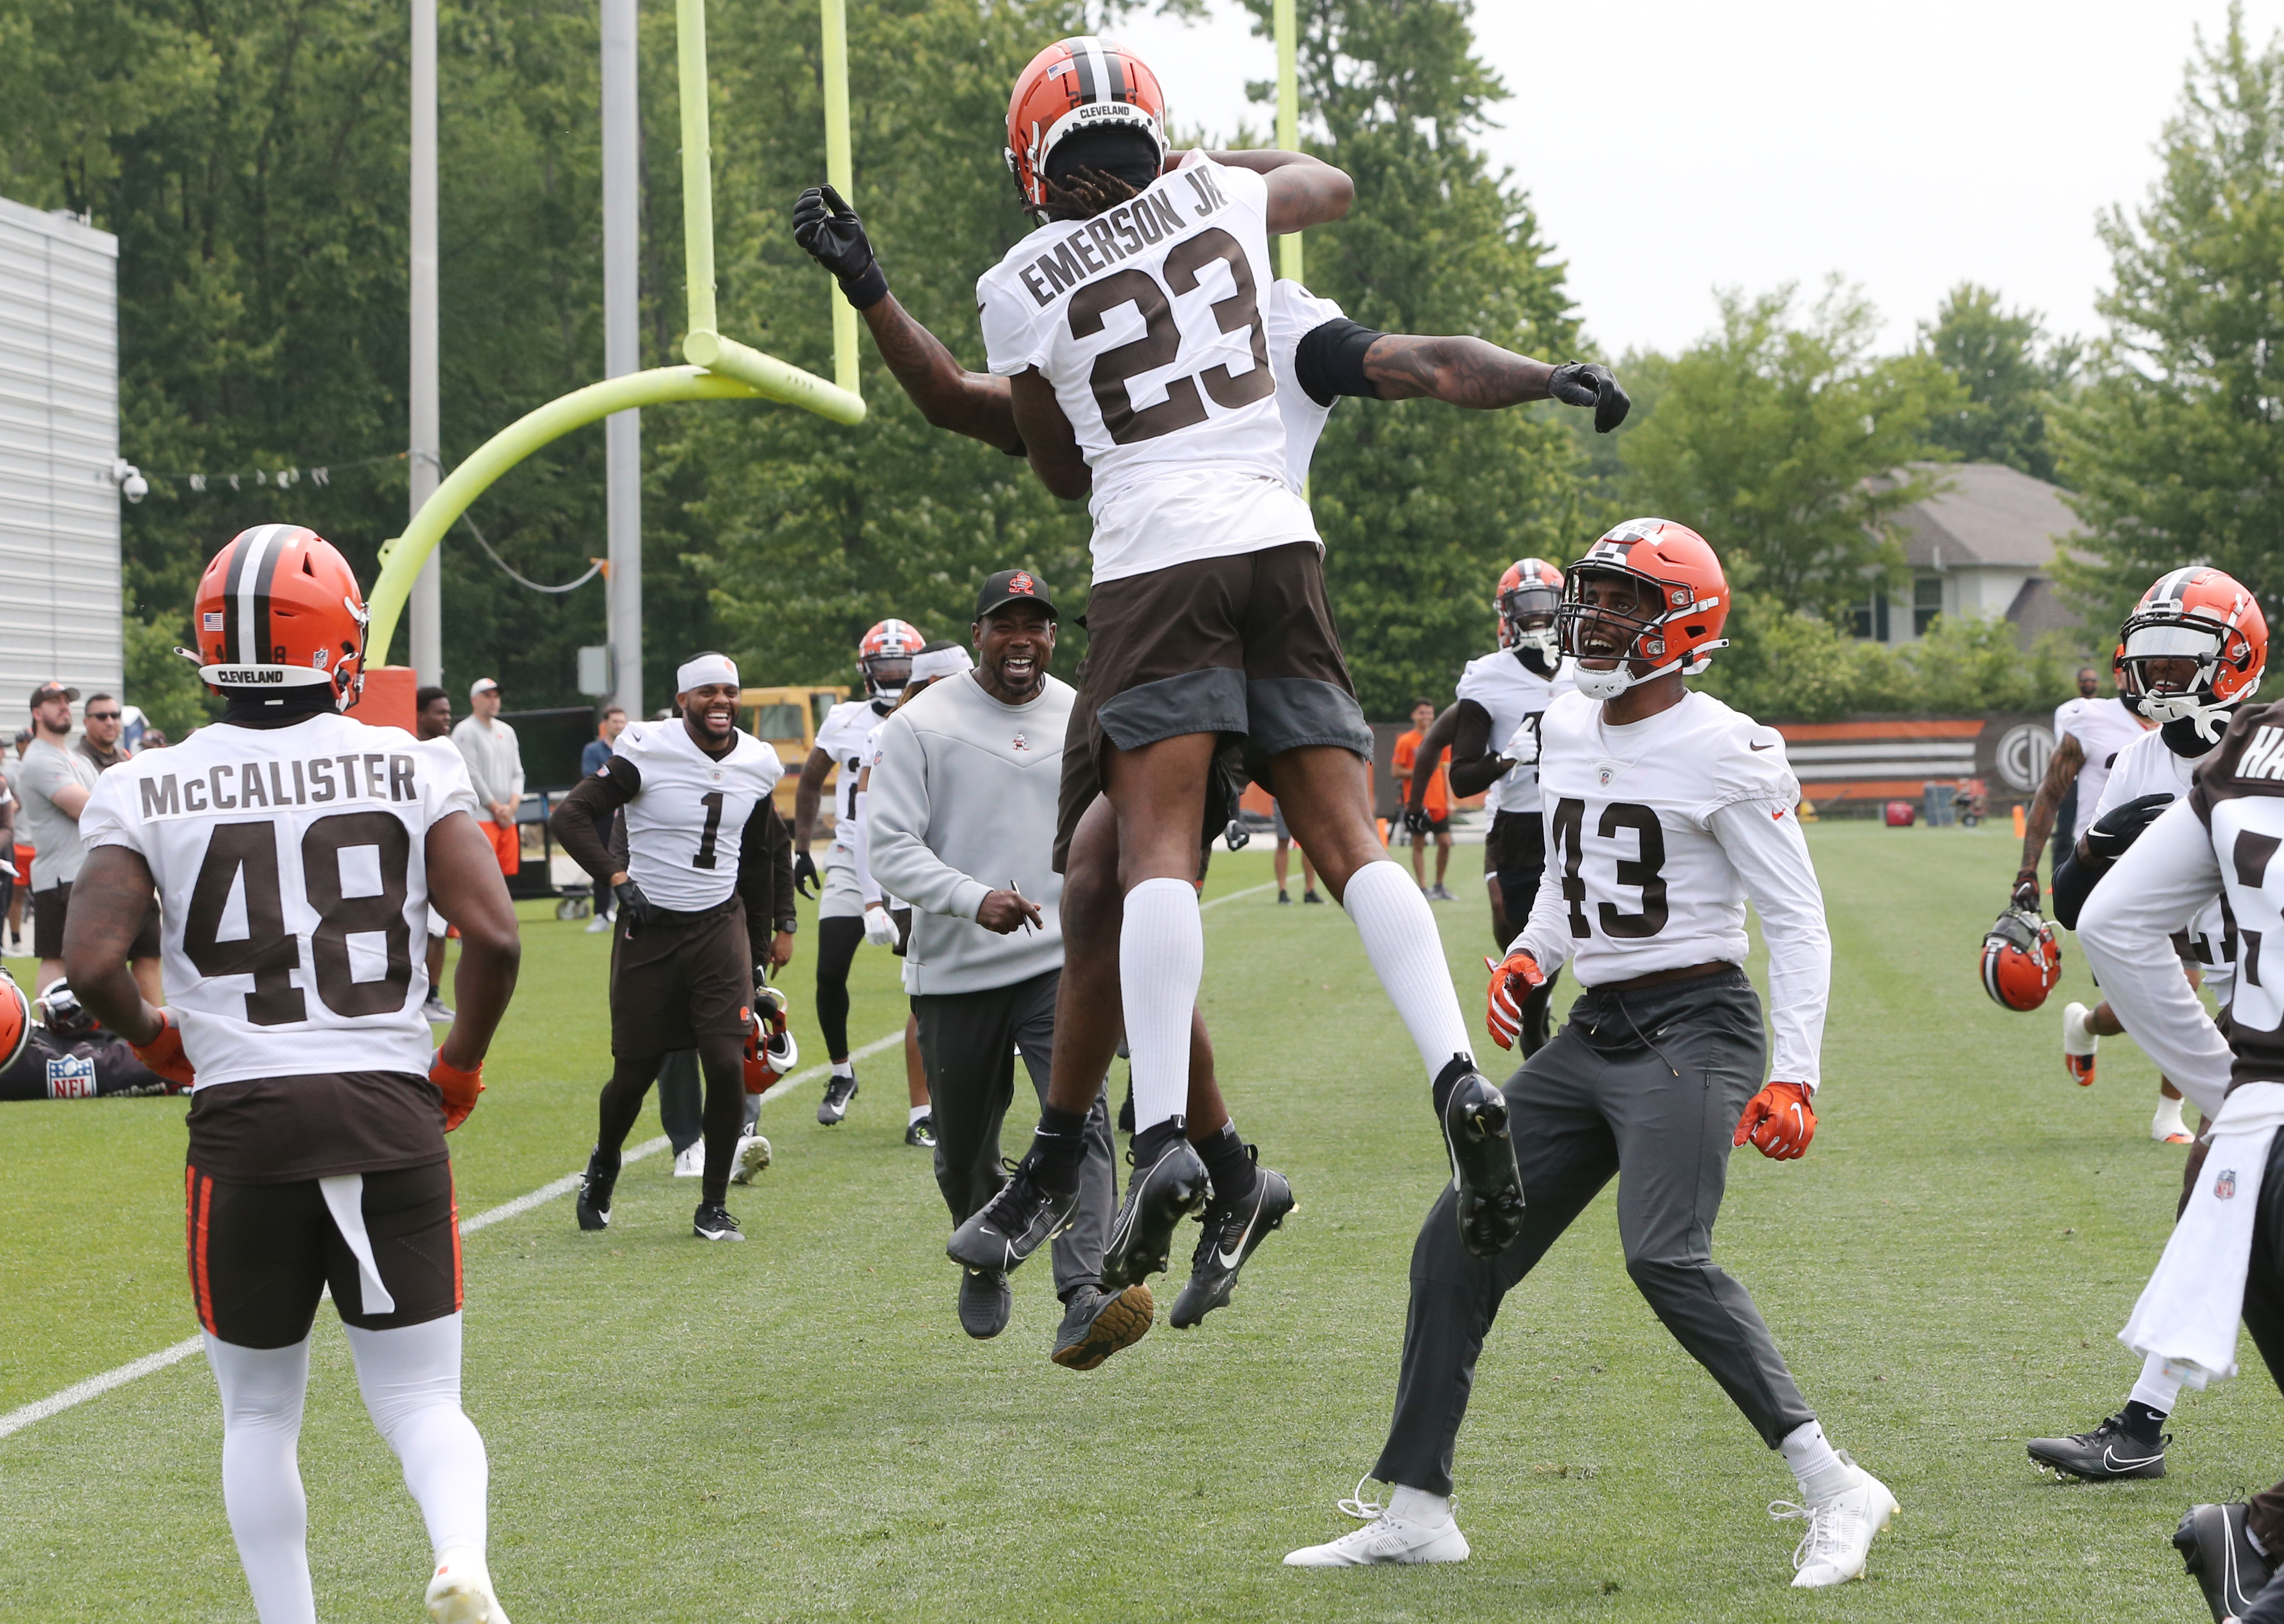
[551,653,786,1243]
[62,525,521,1624]
[1286,520,1896,1587]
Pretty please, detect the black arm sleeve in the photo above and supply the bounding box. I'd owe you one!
[1445,700,1508,800]
[550,757,640,887]
[2049,847,2108,932]
[1293,318,1387,407]
[735,803,792,964]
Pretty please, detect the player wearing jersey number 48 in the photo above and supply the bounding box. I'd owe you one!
[63,524,521,1624]
[1290,520,1894,1588]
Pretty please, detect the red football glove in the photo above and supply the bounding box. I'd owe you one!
[131,1009,196,1090]
[431,1056,485,1131]
[1484,950,1547,1050]
[1733,1081,1816,1160]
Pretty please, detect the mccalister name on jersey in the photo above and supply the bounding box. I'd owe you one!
[132,750,429,821]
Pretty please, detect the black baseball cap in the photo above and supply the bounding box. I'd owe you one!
[974,569,1058,622]
[29,681,77,708]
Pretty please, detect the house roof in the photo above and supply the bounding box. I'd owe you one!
[1892,462,2080,571]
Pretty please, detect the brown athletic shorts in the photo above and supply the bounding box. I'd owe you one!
[33,881,162,962]
[609,898,752,1056]
[1055,541,1371,870]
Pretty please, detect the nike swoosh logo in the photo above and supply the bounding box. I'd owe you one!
[1217,1186,1269,1270]
[2101,1446,2161,1469]
[1751,742,1774,750]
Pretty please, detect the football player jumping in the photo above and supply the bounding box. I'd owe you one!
[1285,520,1894,1589]
[63,526,521,1624]
[790,75,1627,1323]
[551,653,786,1242]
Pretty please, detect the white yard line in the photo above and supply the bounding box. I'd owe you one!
[0,880,1283,1442]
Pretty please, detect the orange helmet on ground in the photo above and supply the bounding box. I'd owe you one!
[187,525,370,709]
[1496,558,1563,657]
[1558,518,1731,700]
[2114,566,2268,743]
[1981,907,2062,1011]
[0,969,29,1074]
[858,618,923,701]
[1004,36,1168,219]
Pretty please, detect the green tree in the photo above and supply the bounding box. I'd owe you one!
[2051,6,2284,629]
[1618,281,1961,622]
[1917,282,2077,483]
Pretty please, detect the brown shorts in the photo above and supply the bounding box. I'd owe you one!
[33,881,162,962]
[610,898,752,1056]
[1055,542,1371,869]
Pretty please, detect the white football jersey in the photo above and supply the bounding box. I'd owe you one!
[2093,728,2233,994]
[613,718,783,912]
[1456,650,1577,818]
[76,712,479,1089]
[979,153,1319,584]
[813,699,889,853]
[2057,696,2150,841]
[1264,279,1344,494]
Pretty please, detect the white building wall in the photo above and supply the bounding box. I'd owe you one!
[0,195,122,724]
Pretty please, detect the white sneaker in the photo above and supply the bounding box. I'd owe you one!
[731,1133,773,1185]
[583,912,611,934]
[421,995,454,1025]
[1284,1481,1470,1567]
[425,1555,510,1623]
[2153,1097,2193,1144]
[672,1144,704,1178]
[2063,1001,2098,1086]
[1773,1459,1897,1588]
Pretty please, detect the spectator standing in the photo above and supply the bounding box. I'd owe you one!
[0,758,15,955]
[1393,698,1455,899]
[76,695,131,772]
[580,706,628,936]
[18,682,162,1000]
[4,729,28,954]
[416,685,457,1021]
[451,677,524,877]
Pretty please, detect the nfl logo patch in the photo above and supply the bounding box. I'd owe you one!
[46,1054,96,1099]
[2217,1169,2238,1200]
[203,612,225,631]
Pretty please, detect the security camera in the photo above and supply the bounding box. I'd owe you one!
[111,459,146,504]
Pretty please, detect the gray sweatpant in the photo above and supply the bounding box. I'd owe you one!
[1375,967,1816,1496]
[912,967,1116,1299]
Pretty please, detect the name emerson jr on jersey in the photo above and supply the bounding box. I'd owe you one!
[1003,162,1239,306]
[128,749,434,818]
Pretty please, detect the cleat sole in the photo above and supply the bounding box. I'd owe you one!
[1051,1285,1154,1370]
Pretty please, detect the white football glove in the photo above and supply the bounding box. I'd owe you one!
[1502,712,1542,769]
[862,904,898,948]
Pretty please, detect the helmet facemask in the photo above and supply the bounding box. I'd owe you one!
[861,654,912,705]
[1499,581,1562,662]
[2116,616,2258,745]
[1559,565,1712,701]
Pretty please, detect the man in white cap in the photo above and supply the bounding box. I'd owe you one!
[550,653,786,1241]
[451,678,524,877]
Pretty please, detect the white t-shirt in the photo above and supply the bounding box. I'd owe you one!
[2092,727,2233,996]
[1515,690,1830,1085]
[814,699,891,855]
[612,719,784,913]
[1456,651,1577,818]
[2057,697,2149,841]
[77,712,479,1088]
[978,154,1319,584]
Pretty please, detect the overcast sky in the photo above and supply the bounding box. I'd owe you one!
[1110,0,2284,358]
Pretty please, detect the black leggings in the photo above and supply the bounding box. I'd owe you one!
[814,915,864,1061]
[595,1031,747,1205]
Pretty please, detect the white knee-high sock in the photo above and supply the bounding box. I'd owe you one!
[1341,859,1475,1081]
[205,1333,317,1624]
[1121,877,1204,1135]
[2130,1351,2184,1415]
[345,1315,489,1571]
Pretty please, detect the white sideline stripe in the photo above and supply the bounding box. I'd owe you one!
[0,878,1283,1442]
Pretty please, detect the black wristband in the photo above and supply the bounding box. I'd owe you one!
[838,259,889,312]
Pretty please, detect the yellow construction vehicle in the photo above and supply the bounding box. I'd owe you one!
[741,685,848,820]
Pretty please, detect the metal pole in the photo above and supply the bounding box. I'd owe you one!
[602,0,642,718]
[1275,0,1302,286]
[408,0,442,684]
[820,0,858,395]
[677,0,717,339]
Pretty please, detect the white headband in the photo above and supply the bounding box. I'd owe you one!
[676,653,739,693]
[909,647,974,685]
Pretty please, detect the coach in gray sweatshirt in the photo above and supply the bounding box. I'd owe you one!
[868,571,1134,1367]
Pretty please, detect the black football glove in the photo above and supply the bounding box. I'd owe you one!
[2082,792,2177,866]
[1547,361,1630,434]
[612,878,654,933]
[790,185,889,310]
[2010,869,2042,914]
[1403,806,1433,837]
[793,850,819,899]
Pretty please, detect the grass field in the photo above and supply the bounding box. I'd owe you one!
[2,820,2276,1621]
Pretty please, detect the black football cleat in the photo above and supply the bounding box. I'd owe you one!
[2026,1414,2167,1480]
[905,1113,937,1149]
[692,1202,745,1241]
[2177,1502,2274,1622]
[947,1152,1079,1274]
[1171,1159,1296,1329]
[1438,1057,1525,1258]
[575,1148,618,1231]
[818,1072,858,1125]
[1102,1135,1210,1290]
[1050,1284,1154,1370]
[957,1267,1012,1339]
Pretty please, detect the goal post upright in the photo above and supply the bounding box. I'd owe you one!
[1274,0,1301,286]
[820,0,859,396]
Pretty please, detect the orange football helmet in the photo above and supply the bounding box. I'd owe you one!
[744,984,797,1093]
[1004,36,1168,219]
[1496,558,1563,657]
[0,969,28,1074]
[1981,907,2062,1011]
[859,618,922,701]
[2114,566,2267,743]
[186,525,370,708]
[1558,518,1730,700]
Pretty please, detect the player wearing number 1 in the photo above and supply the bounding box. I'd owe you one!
[63,524,522,1624]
